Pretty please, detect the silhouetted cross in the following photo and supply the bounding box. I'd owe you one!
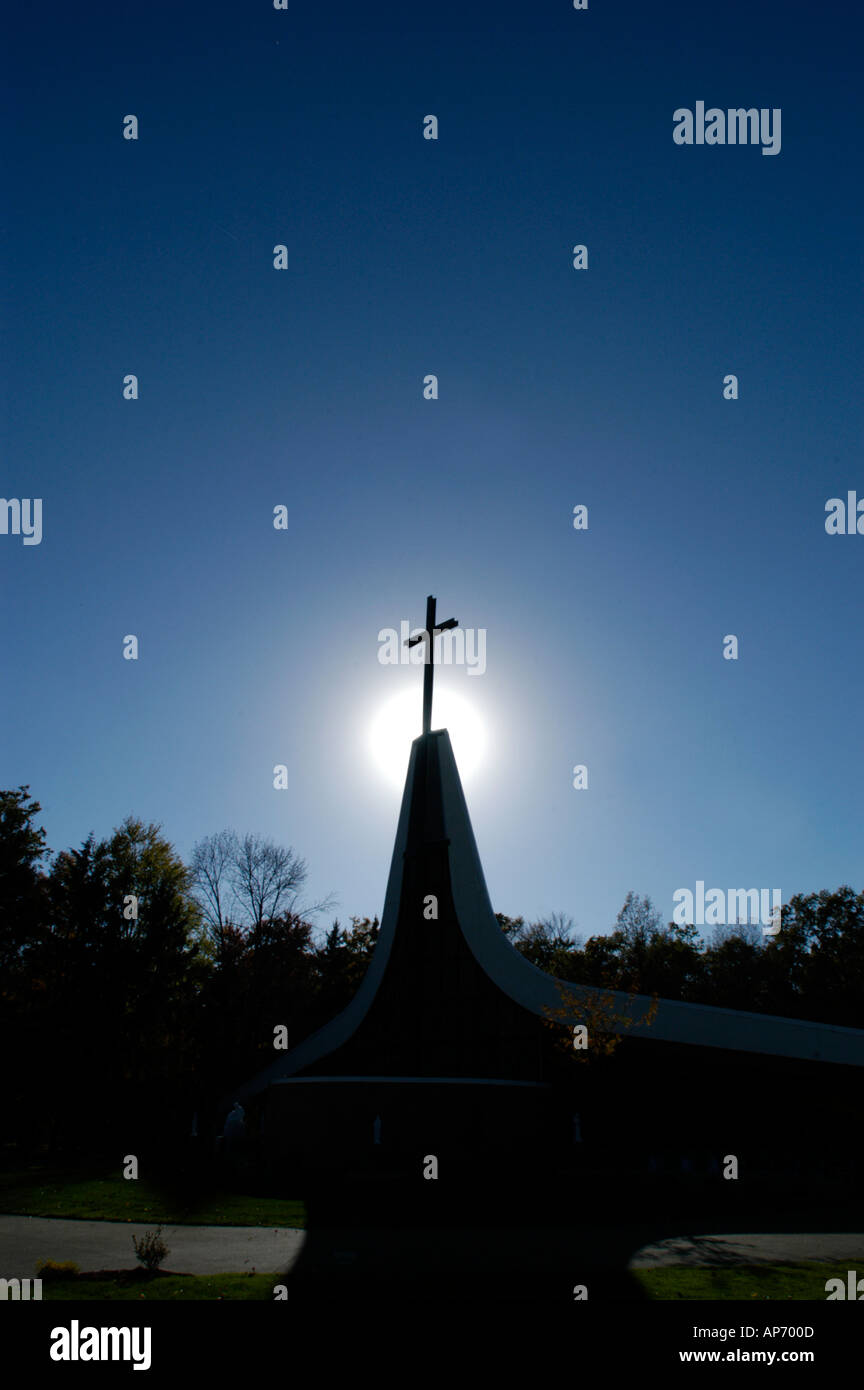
[405,595,458,735]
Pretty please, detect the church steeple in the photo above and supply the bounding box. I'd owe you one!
[230,596,864,1128]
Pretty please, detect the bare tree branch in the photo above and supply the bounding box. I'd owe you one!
[190,829,240,943]
[230,833,308,930]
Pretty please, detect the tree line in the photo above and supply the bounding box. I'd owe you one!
[2,786,862,1156]
[498,888,864,1028]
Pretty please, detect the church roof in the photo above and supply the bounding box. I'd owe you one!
[235,729,864,1105]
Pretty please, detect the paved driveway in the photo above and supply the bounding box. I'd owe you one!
[628,1231,864,1267]
[0,1215,305,1276]
[2,1217,862,1280]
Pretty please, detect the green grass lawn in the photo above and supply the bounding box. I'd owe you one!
[0,1168,305,1228]
[1,1166,850,1302]
[42,1263,846,1301]
[40,1272,279,1301]
[634,1262,849,1300]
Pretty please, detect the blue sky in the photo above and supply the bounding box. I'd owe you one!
[2,0,862,940]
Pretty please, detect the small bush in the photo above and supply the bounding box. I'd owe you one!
[132,1226,169,1272]
[36,1259,80,1281]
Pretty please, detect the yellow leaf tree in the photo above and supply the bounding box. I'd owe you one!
[541,979,659,1065]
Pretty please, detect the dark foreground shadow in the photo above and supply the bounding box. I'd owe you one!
[281,1159,862,1308]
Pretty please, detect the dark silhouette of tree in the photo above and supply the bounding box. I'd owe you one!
[495,912,526,940]
[0,786,50,972]
[518,917,584,975]
[189,828,238,944]
[191,829,335,936]
[696,927,773,1012]
[765,886,864,1026]
[571,893,705,999]
[5,779,864,1157]
[196,912,320,1095]
[0,788,51,1149]
[40,818,203,1150]
[231,832,308,931]
[313,916,380,1019]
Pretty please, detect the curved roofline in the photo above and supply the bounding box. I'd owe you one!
[232,730,864,1108]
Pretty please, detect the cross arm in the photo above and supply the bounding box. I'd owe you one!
[404,617,458,647]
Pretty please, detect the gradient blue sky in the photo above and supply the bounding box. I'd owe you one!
[3,0,862,940]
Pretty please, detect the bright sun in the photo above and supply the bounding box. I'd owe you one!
[368,687,488,789]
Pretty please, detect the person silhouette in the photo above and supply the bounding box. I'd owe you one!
[222,1102,246,1149]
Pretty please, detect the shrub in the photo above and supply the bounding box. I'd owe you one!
[36,1259,79,1281]
[132,1226,169,1271]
